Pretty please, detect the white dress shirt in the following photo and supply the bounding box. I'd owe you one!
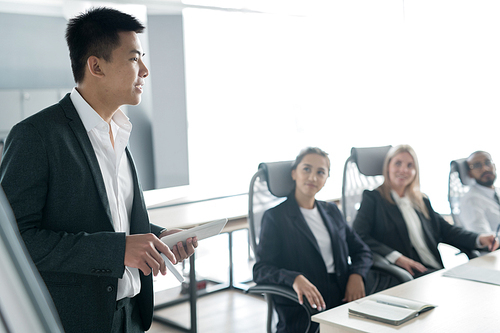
[386,191,441,269]
[300,205,335,273]
[70,88,140,300]
[460,182,500,234]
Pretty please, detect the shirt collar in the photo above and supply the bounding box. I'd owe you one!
[471,181,497,199]
[70,87,132,135]
[391,190,411,206]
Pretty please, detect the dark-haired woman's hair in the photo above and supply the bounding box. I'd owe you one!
[291,147,330,176]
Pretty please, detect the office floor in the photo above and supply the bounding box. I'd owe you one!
[148,290,267,333]
[147,229,268,333]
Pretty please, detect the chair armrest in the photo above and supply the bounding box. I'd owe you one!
[246,284,319,316]
[371,253,413,283]
[452,246,480,259]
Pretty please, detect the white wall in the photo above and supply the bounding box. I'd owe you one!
[2,1,500,213]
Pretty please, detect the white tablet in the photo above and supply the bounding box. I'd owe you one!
[160,218,228,248]
[160,253,185,282]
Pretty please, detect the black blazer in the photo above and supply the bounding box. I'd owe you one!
[0,94,163,333]
[353,190,478,267]
[253,195,372,332]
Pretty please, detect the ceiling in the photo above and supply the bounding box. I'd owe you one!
[0,0,311,16]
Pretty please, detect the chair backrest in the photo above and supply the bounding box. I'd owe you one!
[0,185,64,333]
[0,139,4,164]
[448,158,472,226]
[248,161,294,253]
[248,161,320,333]
[341,146,392,225]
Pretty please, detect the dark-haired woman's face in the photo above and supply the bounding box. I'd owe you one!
[292,153,329,200]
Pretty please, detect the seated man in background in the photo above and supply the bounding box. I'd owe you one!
[460,151,500,234]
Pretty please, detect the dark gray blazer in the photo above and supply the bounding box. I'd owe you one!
[0,94,163,333]
[353,190,478,267]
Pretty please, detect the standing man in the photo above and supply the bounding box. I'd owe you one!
[0,7,196,333]
[460,151,500,234]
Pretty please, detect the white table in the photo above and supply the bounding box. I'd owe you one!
[145,192,249,333]
[312,251,500,332]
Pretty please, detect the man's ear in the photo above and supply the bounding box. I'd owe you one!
[87,56,104,78]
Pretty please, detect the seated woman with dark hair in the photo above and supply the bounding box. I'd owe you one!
[353,144,498,278]
[253,147,373,333]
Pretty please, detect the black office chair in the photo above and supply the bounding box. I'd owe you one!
[341,146,392,226]
[0,138,4,164]
[246,161,318,333]
[0,185,64,333]
[341,146,413,292]
[246,159,414,332]
[448,158,481,259]
[448,158,473,227]
[342,147,477,273]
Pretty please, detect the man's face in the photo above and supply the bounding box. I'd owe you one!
[468,152,496,188]
[100,31,149,108]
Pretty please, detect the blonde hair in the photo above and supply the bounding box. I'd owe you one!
[378,144,430,219]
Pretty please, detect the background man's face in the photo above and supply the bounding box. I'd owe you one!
[468,152,496,187]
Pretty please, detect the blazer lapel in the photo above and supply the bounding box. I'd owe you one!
[316,203,343,269]
[126,148,149,235]
[384,195,414,254]
[60,95,114,229]
[415,209,442,264]
[286,197,323,257]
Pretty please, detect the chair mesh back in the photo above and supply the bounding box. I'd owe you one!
[341,146,392,226]
[448,159,471,226]
[248,161,293,252]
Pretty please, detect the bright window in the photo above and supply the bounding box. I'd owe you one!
[182,1,500,213]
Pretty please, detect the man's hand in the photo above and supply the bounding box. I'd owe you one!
[292,275,326,311]
[479,234,499,252]
[159,229,198,262]
[395,255,427,276]
[124,233,175,276]
[343,274,365,303]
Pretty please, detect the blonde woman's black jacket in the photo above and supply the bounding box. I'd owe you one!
[353,190,479,267]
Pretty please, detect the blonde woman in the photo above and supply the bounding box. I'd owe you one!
[353,144,497,277]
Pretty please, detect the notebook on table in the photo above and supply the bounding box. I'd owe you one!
[348,294,436,326]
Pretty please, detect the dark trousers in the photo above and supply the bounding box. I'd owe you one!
[111,297,144,333]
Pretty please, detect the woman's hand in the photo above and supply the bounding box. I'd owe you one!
[395,255,427,276]
[292,275,326,311]
[343,274,365,302]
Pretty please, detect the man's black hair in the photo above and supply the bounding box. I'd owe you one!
[65,7,145,83]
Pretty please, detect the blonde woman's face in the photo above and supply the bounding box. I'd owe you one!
[388,152,416,194]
